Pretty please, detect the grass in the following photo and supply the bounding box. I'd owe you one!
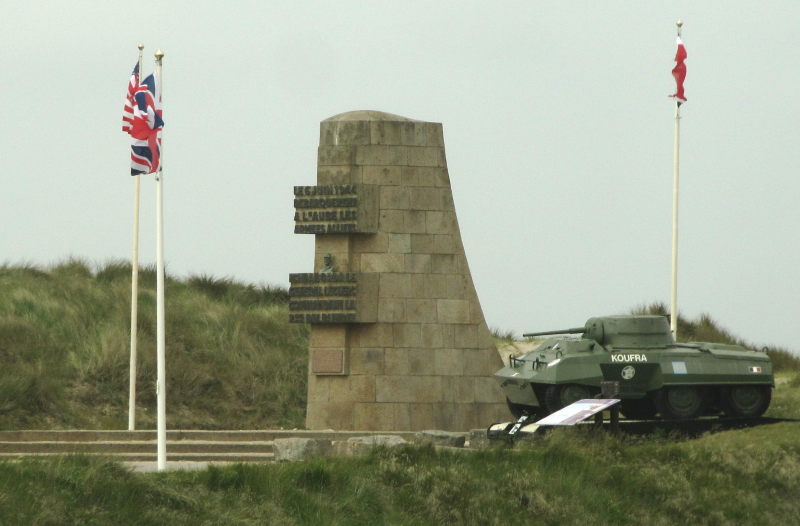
[1,262,799,523]
[632,302,800,372]
[1,261,797,432]
[766,370,800,420]
[489,326,516,343]
[0,259,308,430]
[1,423,799,525]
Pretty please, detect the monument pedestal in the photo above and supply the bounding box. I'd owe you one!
[291,110,508,431]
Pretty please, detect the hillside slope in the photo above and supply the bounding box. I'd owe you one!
[1,261,797,431]
[0,260,308,430]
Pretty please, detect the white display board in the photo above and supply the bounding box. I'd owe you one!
[535,399,620,426]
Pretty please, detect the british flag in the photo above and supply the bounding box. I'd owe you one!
[122,63,164,175]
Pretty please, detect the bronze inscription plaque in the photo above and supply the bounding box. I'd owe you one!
[289,273,378,324]
[293,184,378,234]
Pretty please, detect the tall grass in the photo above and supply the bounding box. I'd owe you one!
[1,422,799,525]
[632,302,800,372]
[0,260,308,430]
[490,326,516,343]
[2,261,796,431]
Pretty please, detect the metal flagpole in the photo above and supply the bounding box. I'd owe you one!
[153,48,167,471]
[670,20,683,339]
[128,43,144,432]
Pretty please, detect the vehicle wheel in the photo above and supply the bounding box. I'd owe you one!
[722,385,772,418]
[655,386,705,419]
[620,396,657,420]
[544,384,593,413]
[505,397,537,419]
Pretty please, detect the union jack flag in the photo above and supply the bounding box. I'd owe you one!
[122,63,164,175]
[122,63,139,134]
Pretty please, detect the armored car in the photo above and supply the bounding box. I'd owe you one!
[495,315,773,420]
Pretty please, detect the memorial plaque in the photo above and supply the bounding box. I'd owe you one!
[288,272,378,324]
[293,184,378,234]
[311,348,346,375]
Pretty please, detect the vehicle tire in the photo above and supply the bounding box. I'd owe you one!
[620,396,658,420]
[544,384,593,414]
[655,386,705,420]
[722,385,772,418]
[505,397,537,419]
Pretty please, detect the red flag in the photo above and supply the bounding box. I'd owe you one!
[670,36,687,102]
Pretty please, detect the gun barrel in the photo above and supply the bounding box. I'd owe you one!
[522,327,586,338]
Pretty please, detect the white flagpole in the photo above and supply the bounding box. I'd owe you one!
[128,43,144,432]
[670,20,683,339]
[154,48,167,471]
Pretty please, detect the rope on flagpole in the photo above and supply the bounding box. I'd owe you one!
[128,42,144,432]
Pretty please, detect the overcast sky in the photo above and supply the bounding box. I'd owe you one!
[2,1,798,353]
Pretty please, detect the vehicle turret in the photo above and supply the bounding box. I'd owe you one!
[523,315,675,348]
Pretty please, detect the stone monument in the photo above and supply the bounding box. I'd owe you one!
[290,110,508,431]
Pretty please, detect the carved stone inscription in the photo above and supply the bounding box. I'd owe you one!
[294,184,378,234]
[289,273,378,324]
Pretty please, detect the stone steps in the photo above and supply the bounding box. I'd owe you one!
[0,440,275,455]
[0,452,276,462]
[0,429,420,463]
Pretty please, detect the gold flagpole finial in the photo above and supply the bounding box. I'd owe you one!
[155,49,164,61]
[676,19,683,36]
[138,43,144,51]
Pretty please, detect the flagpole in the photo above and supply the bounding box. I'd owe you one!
[128,43,144,432]
[670,20,683,339]
[153,48,167,471]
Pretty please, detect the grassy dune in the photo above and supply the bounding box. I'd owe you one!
[1,261,798,430]
[0,260,308,430]
[632,301,798,370]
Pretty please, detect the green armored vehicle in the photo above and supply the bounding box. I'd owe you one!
[495,315,773,420]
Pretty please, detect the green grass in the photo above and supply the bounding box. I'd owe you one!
[1,262,800,523]
[1,423,799,525]
[766,371,800,420]
[490,326,516,343]
[632,302,800,372]
[1,261,797,433]
[0,260,308,430]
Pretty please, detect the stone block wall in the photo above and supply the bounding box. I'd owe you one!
[294,110,508,431]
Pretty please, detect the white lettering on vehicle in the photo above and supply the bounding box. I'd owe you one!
[610,354,648,363]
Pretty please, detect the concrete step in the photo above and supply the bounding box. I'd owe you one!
[0,430,279,442]
[0,429,418,442]
[0,429,419,463]
[0,440,274,455]
[0,451,275,462]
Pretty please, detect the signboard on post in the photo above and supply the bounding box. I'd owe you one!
[535,399,620,426]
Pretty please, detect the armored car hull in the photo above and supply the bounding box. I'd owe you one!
[495,315,773,420]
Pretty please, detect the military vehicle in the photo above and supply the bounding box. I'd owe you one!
[495,315,773,420]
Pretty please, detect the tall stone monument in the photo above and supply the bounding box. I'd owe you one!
[290,110,508,431]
